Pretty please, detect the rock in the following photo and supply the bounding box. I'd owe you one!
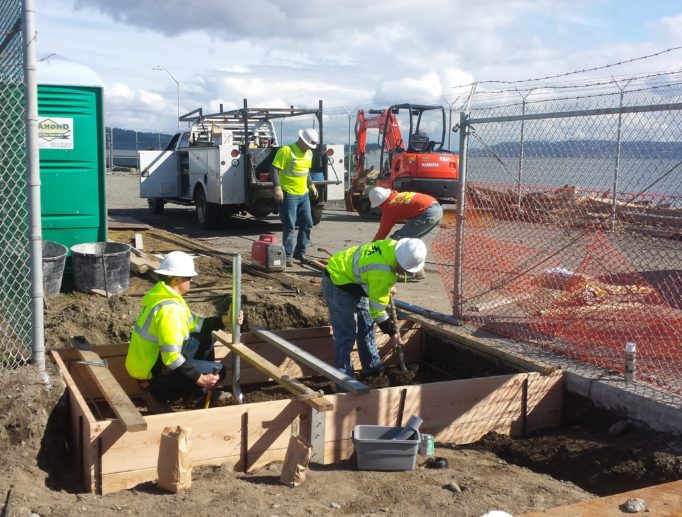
[623,497,646,513]
[330,502,341,509]
[444,481,462,493]
[608,420,630,435]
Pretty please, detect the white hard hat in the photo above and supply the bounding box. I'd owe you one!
[154,251,198,277]
[369,187,391,208]
[298,128,319,149]
[395,238,427,273]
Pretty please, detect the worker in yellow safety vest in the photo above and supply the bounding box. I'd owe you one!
[271,128,319,267]
[321,238,427,383]
[125,251,242,408]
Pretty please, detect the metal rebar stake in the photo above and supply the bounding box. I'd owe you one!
[230,253,244,404]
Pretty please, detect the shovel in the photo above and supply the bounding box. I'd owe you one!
[389,293,407,373]
[203,365,221,409]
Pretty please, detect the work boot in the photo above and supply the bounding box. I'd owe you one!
[407,270,426,282]
[293,251,307,263]
[286,257,294,267]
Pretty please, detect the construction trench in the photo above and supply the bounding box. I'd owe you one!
[35,226,682,515]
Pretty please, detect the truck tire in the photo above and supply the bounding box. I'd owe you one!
[194,186,219,229]
[247,201,273,220]
[312,204,324,226]
[357,196,372,219]
[148,198,164,215]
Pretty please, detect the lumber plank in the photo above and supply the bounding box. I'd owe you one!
[52,350,98,491]
[213,330,333,412]
[98,398,300,475]
[520,479,682,516]
[252,327,370,394]
[402,313,555,374]
[73,348,147,432]
[129,251,160,276]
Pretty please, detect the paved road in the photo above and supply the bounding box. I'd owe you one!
[106,170,454,314]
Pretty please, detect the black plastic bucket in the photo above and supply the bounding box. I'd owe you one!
[70,242,131,294]
[42,240,68,298]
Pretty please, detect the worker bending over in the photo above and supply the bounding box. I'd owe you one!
[369,187,443,242]
[321,238,427,384]
[125,251,243,409]
[271,128,320,267]
[369,187,442,280]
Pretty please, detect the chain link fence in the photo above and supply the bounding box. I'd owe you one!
[433,82,682,395]
[0,0,32,368]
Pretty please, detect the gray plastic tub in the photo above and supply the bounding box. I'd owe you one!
[352,425,420,471]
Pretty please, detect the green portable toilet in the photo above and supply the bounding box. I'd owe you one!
[37,59,107,252]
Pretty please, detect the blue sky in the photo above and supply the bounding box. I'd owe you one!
[34,0,682,135]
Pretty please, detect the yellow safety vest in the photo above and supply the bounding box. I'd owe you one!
[125,281,204,380]
[326,239,399,323]
[272,142,312,196]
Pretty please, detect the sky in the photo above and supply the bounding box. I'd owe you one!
[34,0,682,139]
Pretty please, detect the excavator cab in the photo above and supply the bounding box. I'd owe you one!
[408,129,430,153]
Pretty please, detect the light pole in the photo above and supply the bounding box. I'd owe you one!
[343,107,353,189]
[153,66,180,131]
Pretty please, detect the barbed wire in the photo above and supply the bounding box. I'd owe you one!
[449,45,682,89]
[322,48,682,116]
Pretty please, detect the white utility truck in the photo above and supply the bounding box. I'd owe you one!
[139,99,345,228]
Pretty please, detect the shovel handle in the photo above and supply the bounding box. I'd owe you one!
[203,365,221,409]
[390,294,407,372]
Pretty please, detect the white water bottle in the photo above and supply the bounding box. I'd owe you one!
[624,342,637,382]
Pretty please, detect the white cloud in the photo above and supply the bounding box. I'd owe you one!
[36,0,682,135]
[108,82,134,100]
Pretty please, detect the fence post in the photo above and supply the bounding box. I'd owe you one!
[343,107,353,190]
[453,111,470,319]
[611,78,632,230]
[516,89,532,209]
[23,0,45,374]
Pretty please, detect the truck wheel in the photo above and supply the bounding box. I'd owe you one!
[312,204,324,226]
[148,198,164,215]
[357,197,372,219]
[194,186,219,229]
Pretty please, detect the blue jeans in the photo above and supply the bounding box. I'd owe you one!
[280,192,313,258]
[391,203,443,240]
[321,274,382,378]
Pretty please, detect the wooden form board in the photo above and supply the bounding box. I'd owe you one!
[212,331,333,412]
[57,324,421,400]
[322,370,563,463]
[52,326,564,494]
[73,348,146,432]
[520,479,682,516]
[401,312,555,374]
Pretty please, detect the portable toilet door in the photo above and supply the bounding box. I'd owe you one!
[37,59,107,252]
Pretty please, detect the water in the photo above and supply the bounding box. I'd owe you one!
[467,157,681,200]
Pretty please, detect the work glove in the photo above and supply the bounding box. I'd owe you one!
[274,186,284,204]
[222,305,244,328]
[309,183,318,200]
[389,333,405,351]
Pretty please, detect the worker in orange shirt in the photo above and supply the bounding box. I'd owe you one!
[368,187,442,280]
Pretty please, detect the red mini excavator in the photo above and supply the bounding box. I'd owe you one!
[345,103,459,218]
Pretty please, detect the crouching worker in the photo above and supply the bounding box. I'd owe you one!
[125,251,243,411]
[321,238,427,385]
